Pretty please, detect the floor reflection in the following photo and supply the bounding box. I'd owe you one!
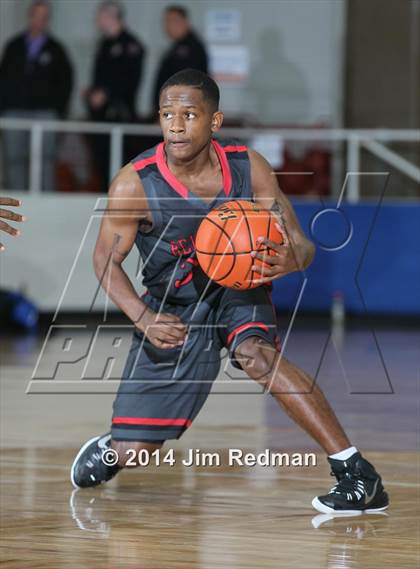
[66,480,403,569]
[311,513,391,569]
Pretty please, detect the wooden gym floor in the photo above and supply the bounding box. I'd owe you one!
[0,325,419,568]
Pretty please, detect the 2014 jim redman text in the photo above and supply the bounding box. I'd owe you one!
[101,448,317,468]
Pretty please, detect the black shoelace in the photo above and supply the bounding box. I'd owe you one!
[328,470,366,502]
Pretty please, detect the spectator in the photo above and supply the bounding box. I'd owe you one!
[152,5,208,115]
[86,0,145,191]
[0,0,73,191]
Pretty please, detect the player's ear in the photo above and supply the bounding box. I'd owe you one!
[211,111,224,133]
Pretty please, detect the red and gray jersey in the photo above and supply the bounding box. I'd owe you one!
[131,138,251,305]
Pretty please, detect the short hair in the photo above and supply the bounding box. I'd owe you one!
[165,5,189,19]
[29,0,50,13]
[160,69,220,111]
[98,0,124,21]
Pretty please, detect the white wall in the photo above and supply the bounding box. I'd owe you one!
[0,193,144,311]
[0,0,346,125]
[0,0,27,45]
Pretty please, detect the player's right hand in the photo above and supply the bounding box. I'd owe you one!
[136,308,187,349]
[0,197,25,251]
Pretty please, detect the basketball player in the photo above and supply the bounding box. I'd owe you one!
[0,197,25,251]
[71,70,388,515]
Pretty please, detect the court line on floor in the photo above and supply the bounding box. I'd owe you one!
[1,460,418,488]
[192,471,420,488]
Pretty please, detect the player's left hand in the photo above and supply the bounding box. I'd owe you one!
[250,222,299,284]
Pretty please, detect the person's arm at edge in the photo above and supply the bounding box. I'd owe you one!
[0,197,26,251]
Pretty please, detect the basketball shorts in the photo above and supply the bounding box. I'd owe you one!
[111,285,280,442]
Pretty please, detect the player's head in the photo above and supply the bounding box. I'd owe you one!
[28,0,50,35]
[163,5,190,40]
[160,69,220,111]
[159,69,223,160]
[96,0,124,36]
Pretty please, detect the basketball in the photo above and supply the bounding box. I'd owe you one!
[195,199,284,289]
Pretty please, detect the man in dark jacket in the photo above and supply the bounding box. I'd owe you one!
[0,0,73,191]
[152,5,208,115]
[86,0,145,191]
[87,1,145,123]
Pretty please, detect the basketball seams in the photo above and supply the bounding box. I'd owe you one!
[205,217,235,279]
[203,216,236,252]
[195,247,270,256]
[200,214,241,282]
[196,199,274,289]
[263,212,272,267]
[236,200,255,289]
[214,229,243,283]
[210,201,247,285]
[235,200,254,250]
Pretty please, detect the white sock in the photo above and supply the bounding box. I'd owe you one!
[329,446,358,461]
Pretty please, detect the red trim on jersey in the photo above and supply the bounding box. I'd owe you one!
[212,140,232,196]
[112,417,192,427]
[132,155,157,171]
[223,145,248,153]
[156,142,188,198]
[227,322,269,346]
[155,140,232,199]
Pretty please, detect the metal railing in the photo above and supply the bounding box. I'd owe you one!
[0,117,419,200]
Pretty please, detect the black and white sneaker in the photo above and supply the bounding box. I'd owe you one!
[70,433,121,489]
[312,452,389,514]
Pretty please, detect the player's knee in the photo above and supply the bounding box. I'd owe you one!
[111,439,164,467]
[234,337,277,386]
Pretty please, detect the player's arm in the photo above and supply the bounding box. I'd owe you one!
[249,148,315,283]
[93,165,186,349]
[0,197,26,251]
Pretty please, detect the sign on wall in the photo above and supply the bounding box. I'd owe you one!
[209,45,250,83]
[206,9,241,42]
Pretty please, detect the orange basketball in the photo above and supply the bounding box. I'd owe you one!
[195,199,284,289]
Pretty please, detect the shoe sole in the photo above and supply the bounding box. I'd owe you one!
[70,435,101,489]
[311,510,389,529]
[312,496,389,515]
